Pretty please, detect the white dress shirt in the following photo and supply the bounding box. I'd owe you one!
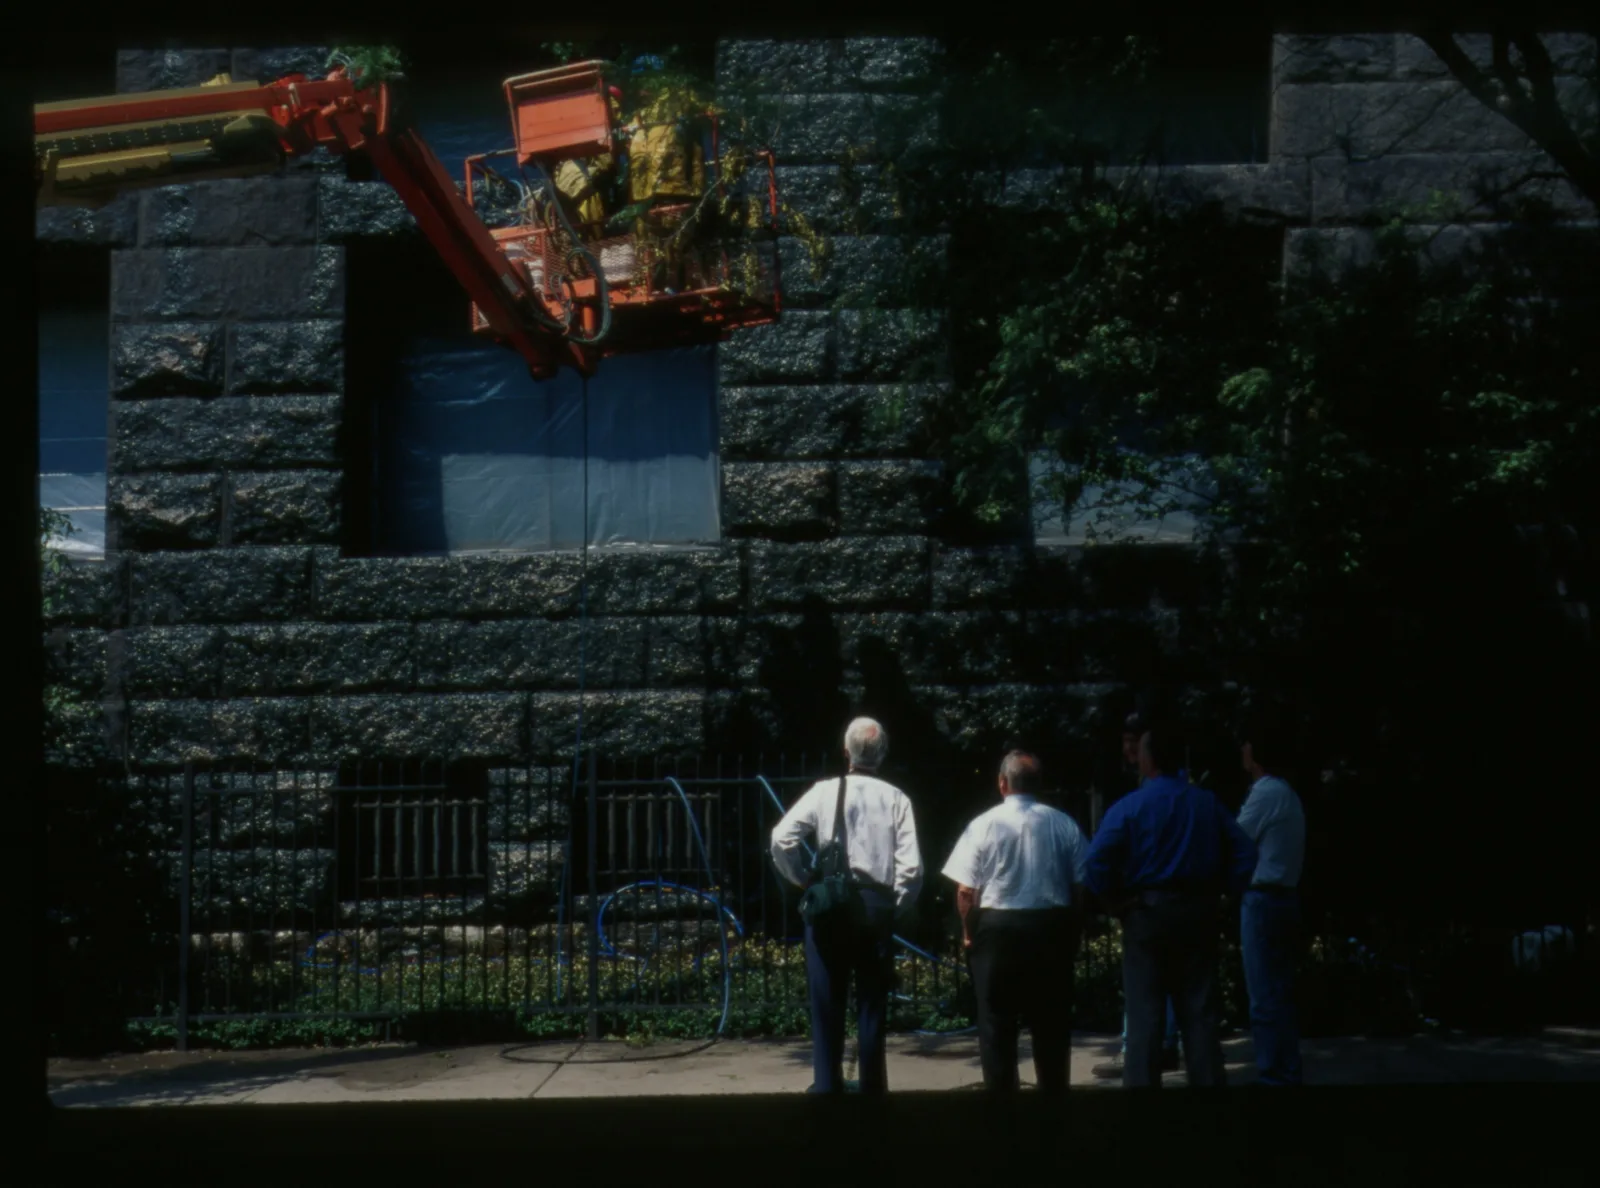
[941,794,1089,910]
[770,771,923,913]
[1236,775,1306,888]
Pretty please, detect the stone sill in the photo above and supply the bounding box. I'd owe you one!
[391,543,730,558]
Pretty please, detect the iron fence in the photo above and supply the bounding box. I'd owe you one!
[42,754,1598,1051]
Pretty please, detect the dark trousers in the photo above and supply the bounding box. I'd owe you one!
[1241,889,1303,1085]
[804,888,896,1094]
[1121,891,1226,1088]
[969,907,1080,1092]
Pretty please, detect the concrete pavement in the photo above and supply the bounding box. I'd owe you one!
[46,1028,1600,1107]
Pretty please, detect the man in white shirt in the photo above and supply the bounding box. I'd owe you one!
[942,751,1089,1093]
[771,717,922,1094]
[1236,713,1307,1086]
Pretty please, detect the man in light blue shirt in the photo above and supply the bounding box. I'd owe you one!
[1236,713,1307,1086]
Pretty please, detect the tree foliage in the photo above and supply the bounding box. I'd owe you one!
[326,45,408,89]
[854,36,1600,905]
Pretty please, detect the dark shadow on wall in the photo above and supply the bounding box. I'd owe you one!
[751,593,849,763]
[852,632,971,951]
[45,765,180,1056]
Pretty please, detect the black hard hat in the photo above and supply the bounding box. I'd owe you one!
[1123,711,1147,735]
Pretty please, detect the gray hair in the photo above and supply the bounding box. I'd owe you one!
[999,750,1042,795]
[844,717,888,771]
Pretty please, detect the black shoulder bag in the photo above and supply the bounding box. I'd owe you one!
[798,773,863,928]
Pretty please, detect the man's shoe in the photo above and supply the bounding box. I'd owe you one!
[1092,1055,1123,1079]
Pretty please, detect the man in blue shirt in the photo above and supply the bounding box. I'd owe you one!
[1085,724,1258,1087]
[1235,712,1307,1086]
[1092,711,1182,1080]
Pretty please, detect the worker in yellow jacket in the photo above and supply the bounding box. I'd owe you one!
[623,56,705,208]
[551,85,625,229]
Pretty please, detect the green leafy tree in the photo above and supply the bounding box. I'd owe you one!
[326,45,408,89]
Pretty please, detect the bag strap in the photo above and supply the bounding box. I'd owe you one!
[832,772,850,880]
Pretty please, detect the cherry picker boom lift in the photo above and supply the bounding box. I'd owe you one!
[33,60,782,379]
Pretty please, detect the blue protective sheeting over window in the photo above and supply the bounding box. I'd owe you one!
[38,306,109,557]
[381,336,720,554]
[367,101,720,554]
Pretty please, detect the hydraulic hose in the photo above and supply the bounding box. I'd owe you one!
[526,160,613,347]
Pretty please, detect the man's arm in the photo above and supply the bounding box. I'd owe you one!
[1236,782,1270,842]
[1219,798,1260,894]
[1083,802,1130,905]
[892,793,923,915]
[1067,824,1091,930]
[942,821,985,948]
[770,786,820,889]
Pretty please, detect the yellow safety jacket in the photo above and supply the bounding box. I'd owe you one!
[552,96,623,228]
[627,119,704,204]
[553,156,612,226]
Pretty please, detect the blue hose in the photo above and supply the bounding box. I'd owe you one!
[665,777,734,1035]
[295,774,973,1036]
[598,878,745,967]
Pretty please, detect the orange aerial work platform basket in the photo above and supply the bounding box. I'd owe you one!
[459,61,783,364]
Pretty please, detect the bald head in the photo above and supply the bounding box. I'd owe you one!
[999,750,1042,796]
[844,717,888,771]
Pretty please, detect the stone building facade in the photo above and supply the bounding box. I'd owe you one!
[37,36,1597,916]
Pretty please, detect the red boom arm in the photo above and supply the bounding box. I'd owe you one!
[36,71,578,379]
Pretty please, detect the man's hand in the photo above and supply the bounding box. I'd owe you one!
[955,884,978,949]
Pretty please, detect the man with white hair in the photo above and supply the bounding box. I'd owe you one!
[772,717,922,1094]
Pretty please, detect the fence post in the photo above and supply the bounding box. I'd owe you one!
[586,749,600,1041]
[178,763,194,1054]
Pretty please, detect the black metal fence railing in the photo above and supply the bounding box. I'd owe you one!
[41,755,1599,1052]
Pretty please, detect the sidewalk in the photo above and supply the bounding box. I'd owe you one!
[46,1028,1600,1107]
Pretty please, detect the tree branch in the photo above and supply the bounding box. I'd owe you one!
[1417,29,1600,211]
[1511,26,1565,116]
[1491,29,1516,91]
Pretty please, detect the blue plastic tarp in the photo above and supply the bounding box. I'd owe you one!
[381,336,720,555]
[38,306,108,557]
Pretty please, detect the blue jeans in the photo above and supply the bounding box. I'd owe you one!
[1241,889,1303,1085]
[804,889,896,1093]
[1121,998,1179,1055]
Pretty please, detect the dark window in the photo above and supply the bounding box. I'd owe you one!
[32,61,116,105]
[335,760,490,900]
[37,245,110,558]
[1137,30,1273,166]
[1062,30,1272,168]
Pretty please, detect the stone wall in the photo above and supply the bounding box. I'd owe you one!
[43,37,1213,780]
[1272,33,1599,275]
[43,33,1593,862]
